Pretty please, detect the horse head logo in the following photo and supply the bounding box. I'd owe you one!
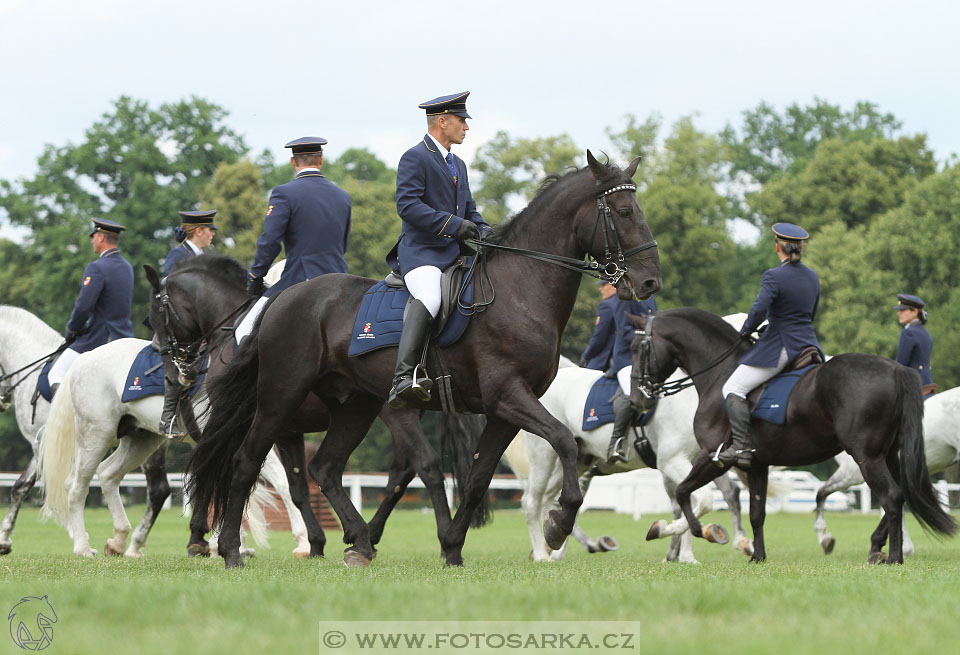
[8,595,57,651]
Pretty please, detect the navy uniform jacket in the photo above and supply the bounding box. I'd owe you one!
[611,296,657,372]
[580,296,617,369]
[387,135,492,276]
[163,242,197,276]
[739,260,822,367]
[66,248,135,353]
[896,322,933,386]
[250,170,351,297]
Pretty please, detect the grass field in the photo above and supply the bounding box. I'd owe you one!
[2,505,959,654]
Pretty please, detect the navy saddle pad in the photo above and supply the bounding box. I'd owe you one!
[750,364,817,425]
[581,376,654,432]
[348,275,473,357]
[120,345,206,403]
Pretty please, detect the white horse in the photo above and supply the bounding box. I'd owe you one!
[36,336,310,558]
[813,385,960,556]
[0,306,63,554]
[502,357,754,563]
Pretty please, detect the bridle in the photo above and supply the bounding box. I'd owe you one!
[153,277,253,384]
[0,344,69,411]
[458,181,659,315]
[464,181,658,285]
[631,315,743,398]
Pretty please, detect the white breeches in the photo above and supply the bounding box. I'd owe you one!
[235,296,269,344]
[404,265,442,318]
[47,348,81,386]
[721,347,789,399]
[616,365,632,396]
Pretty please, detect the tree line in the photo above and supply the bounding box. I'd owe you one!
[1,95,957,472]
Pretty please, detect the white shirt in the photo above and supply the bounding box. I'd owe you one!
[184,239,203,255]
[428,134,451,158]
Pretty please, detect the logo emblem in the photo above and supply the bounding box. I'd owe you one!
[586,408,598,422]
[266,205,274,216]
[82,276,91,286]
[363,323,371,333]
[8,595,57,651]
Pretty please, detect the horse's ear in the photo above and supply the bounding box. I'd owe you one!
[144,265,162,294]
[586,150,605,178]
[626,312,648,330]
[624,156,642,179]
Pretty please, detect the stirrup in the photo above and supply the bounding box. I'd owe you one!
[607,436,628,463]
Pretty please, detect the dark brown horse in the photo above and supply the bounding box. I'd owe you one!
[188,151,662,568]
[631,308,956,564]
[144,255,486,559]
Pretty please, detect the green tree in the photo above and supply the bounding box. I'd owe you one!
[0,96,247,334]
[198,159,268,266]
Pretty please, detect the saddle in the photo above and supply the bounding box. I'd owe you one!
[745,346,824,426]
[385,257,471,336]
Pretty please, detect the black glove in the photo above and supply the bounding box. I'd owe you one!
[64,330,78,346]
[247,275,265,298]
[739,331,755,344]
[456,220,480,243]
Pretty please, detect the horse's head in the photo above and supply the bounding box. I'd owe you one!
[577,150,661,300]
[626,312,678,409]
[145,264,206,386]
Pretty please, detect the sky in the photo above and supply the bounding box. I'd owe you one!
[2,0,959,238]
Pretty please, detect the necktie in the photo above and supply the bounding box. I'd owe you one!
[445,153,458,185]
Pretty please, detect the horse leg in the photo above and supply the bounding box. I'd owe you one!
[127,439,171,558]
[185,475,212,557]
[658,454,707,562]
[813,455,862,555]
[0,454,38,555]
[568,465,617,556]
[308,395,383,567]
[858,454,904,564]
[649,453,727,545]
[521,445,559,562]
[746,467,769,562]
[440,417,518,566]
[868,513,890,563]
[265,438,320,558]
[64,440,109,557]
[902,514,914,557]
[97,433,165,557]
[714,473,752,556]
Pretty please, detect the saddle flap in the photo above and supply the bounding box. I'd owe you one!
[788,346,823,372]
[384,271,405,288]
[435,257,470,336]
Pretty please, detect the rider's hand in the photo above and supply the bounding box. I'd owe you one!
[456,220,480,244]
[64,330,77,346]
[247,275,265,298]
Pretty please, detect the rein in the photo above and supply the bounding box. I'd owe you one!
[457,182,658,314]
[631,316,743,398]
[0,343,69,399]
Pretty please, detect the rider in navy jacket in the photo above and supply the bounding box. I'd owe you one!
[606,294,657,462]
[386,92,493,408]
[718,223,821,468]
[895,293,935,398]
[47,219,134,394]
[163,210,218,276]
[580,283,617,370]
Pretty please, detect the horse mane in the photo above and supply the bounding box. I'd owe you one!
[486,157,632,246]
[664,307,740,342]
[170,255,247,291]
[0,305,60,341]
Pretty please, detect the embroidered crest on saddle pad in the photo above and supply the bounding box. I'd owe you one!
[348,266,474,357]
[120,344,206,403]
[581,376,654,432]
[750,364,818,426]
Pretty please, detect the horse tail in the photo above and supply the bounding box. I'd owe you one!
[896,366,958,537]
[37,378,78,526]
[439,412,491,528]
[185,333,262,527]
[243,481,280,548]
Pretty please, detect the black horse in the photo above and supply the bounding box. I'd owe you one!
[188,151,661,568]
[144,255,487,558]
[631,307,956,564]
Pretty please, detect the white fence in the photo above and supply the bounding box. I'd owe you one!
[4,470,958,517]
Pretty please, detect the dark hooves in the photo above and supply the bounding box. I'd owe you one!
[821,535,836,555]
[223,552,245,569]
[646,520,666,541]
[702,523,730,545]
[0,543,11,556]
[187,544,210,558]
[542,511,568,550]
[597,536,619,552]
[867,551,887,565]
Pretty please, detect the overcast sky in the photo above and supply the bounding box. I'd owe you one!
[2,0,958,220]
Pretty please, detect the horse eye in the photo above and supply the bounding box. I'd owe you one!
[618,208,632,219]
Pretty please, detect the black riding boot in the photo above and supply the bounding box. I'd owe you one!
[158,381,186,439]
[387,299,434,408]
[606,389,635,463]
[716,394,754,468]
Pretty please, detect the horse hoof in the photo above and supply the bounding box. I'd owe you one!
[646,520,666,541]
[734,534,754,557]
[240,548,256,558]
[187,544,210,558]
[597,536,619,552]
[124,550,144,559]
[821,535,836,555]
[542,511,567,550]
[867,551,887,565]
[343,550,371,568]
[223,552,245,569]
[293,550,311,559]
[702,524,729,545]
[529,550,535,561]
[104,541,123,557]
[0,543,11,556]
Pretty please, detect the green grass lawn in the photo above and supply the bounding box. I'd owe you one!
[2,505,959,654]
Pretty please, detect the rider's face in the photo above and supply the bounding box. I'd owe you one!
[441,115,469,145]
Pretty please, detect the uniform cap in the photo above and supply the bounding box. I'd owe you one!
[895,294,925,311]
[771,222,809,241]
[178,210,218,230]
[284,137,327,155]
[418,92,471,118]
[89,218,127,237]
